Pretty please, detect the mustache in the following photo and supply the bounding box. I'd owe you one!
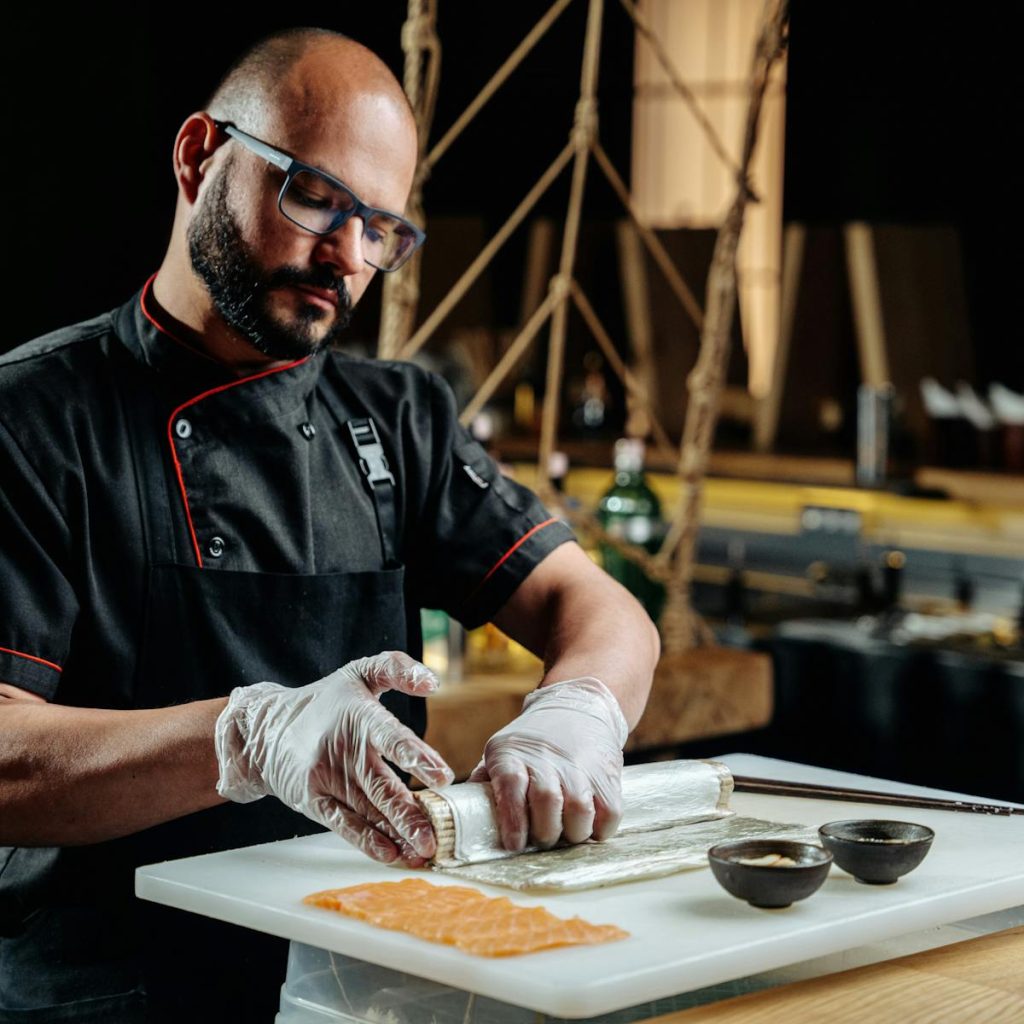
[265,266,352,312]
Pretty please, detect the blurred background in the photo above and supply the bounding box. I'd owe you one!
[7,2,1022,801]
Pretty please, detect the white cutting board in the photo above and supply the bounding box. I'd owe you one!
[135,755,1024,1018]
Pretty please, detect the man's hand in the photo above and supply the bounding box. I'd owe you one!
[214,651,454,865]
[469,676,628,851]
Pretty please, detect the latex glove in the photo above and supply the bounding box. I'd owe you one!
[214,651,454,866]
[469,676,628,851]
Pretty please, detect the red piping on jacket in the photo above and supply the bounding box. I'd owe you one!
[139,273,214,363]
[467,517,560,603]
[0,646,62,673]
[139,276,309,568]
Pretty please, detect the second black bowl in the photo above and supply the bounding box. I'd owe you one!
[818,820,935,885]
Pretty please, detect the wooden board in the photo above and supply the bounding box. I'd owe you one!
[628,649,772,752]
[649,927,1024,1023]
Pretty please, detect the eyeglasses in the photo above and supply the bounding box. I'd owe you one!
[213,120,425,272]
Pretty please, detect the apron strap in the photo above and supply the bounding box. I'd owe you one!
[346,417,399,569]
[318,372,400,570]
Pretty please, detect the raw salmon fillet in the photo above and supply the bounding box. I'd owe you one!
[303,877,628,957]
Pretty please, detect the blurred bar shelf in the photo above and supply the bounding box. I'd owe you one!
[501,435,1024,507]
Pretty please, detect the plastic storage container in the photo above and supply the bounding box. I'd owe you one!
[275,942,534,1024]
[274,940,787,1024]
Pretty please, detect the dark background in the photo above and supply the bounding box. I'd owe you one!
[4,2,1015,385]
[3,4,1019,799]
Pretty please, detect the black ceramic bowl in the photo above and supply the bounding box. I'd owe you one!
[707,839,833,909]
[818,820,935,885]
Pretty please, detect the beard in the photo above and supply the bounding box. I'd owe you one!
[187,160,353,361]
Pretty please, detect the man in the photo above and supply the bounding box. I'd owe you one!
[0,27,658,1022]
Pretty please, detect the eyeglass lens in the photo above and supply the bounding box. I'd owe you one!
[282,169,418,270]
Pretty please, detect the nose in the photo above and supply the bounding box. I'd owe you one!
[312,216,366,277]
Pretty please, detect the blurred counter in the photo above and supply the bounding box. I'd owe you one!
[504,458,1024,620]
[509,459,1024,562]
[760,618,1024,804]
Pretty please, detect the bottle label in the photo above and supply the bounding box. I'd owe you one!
[625,518,653,544]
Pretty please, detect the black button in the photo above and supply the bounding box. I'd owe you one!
[175,418,192,439]
[299,422,317,441]
[208,536,225,558]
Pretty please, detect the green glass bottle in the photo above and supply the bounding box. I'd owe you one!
[596,439,665,623]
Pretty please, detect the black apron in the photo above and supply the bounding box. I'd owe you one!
[0,355,416,1023]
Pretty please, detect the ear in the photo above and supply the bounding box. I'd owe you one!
[173,113,223,205]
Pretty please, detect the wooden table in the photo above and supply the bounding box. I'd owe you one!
[425,647,773,779]
[649,926,1024,1023]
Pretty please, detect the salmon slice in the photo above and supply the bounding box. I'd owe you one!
[303,877,628,957]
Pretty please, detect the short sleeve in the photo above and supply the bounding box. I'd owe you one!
[406,375,576,629]
[0,418,78,697]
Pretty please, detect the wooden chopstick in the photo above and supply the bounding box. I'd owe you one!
[731,776,1024,816]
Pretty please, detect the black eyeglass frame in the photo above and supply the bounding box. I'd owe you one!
[212,119,426,272]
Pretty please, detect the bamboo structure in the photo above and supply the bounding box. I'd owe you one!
[388,0,790,654]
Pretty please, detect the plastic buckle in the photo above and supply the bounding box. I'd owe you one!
[358,444,395,486]
[348,419,396,487]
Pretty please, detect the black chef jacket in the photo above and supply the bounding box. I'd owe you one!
[0,277,575,1021]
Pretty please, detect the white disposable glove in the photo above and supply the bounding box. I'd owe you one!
[469,676,629,851]
[214,651,454,866]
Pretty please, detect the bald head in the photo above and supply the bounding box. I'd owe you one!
[207,28,416,145]
[156,28,421,369]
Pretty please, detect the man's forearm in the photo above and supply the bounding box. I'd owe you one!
[535,578,658,728]
[493,543,660,729]
[0,696,228,846]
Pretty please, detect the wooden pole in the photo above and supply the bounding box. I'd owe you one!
[616,219,659,442]
[538,0,605,494]
[844,221,891,387]
[754,222,805,452]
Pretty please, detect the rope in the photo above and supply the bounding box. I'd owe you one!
[401,4,442,157]
[659,0,790,653]
[378,0,441,358]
